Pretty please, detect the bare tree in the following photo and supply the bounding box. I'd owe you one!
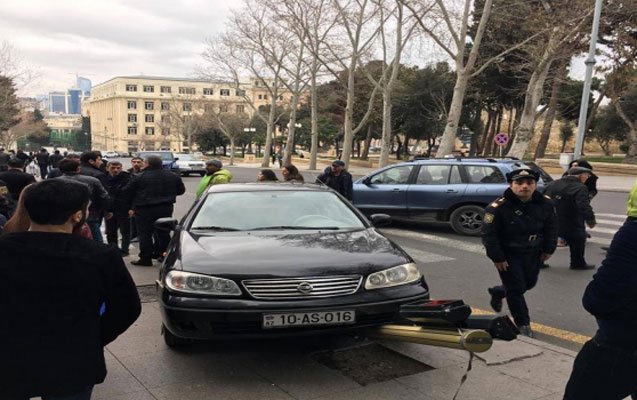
[204,112,251,166]
[0,41,37,90]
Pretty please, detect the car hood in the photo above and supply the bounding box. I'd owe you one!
[175,228,412,278]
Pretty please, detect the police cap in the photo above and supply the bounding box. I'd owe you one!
[506,168,539,183]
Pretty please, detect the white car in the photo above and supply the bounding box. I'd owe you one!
[175,153,206,176]
[104,151,120,159]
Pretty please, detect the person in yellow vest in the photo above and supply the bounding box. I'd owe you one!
[196,159,232,198]
[627,180,637,221]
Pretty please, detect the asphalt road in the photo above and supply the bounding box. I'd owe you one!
[116,159,629,351]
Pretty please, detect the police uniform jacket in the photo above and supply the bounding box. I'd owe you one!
[481,188,558,263]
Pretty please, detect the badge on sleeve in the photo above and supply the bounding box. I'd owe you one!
[484,213,494,224]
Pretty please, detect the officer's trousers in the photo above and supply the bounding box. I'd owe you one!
[492,252,541,327]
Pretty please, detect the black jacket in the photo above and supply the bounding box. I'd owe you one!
[544,176,595,232]
[35,152,49,166]
[316,167,354,200]
[0,232,141,398]
[103,172,132,214]
[124,168,186,208]
[481,189,558,263]
[56,173,110,222]
[49,153,64,168]
[80,162,107,185]
[0,169,36,201]
[582,220,637,347]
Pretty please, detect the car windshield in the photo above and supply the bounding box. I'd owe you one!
[190,190,366,231]
[139,152,173,161]
[176,154,196,161]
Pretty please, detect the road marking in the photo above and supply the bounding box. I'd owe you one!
[595,218,624,226]
[472,308,591,344]
[589,227,620,235]
[595,213,626,220]
[383,229,485,255]
[401,246,454,263]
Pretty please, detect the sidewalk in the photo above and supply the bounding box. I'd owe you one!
[91,301,577,400]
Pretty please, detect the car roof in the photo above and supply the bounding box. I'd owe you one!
[206,182,332,194]
[407,157,523,164]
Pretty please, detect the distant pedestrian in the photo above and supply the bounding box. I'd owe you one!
[482,168,558,338]
[47,153,81,179]
[124,155,185,266]
[195,159,232,198]
[316,160,353,200]
[48,149,64,169]
[104,161,132,256]
[0,179,141,399]
[563,217,637,400]
[544,167,596,270]
[0,158,36,204]
[35,148,49,179]
[281,164,304,182]
[257,169,278,182]
[0,148,10,172]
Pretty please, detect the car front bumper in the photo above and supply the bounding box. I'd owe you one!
[157,279,429,340]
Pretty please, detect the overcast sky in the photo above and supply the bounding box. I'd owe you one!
[0,0,237,96]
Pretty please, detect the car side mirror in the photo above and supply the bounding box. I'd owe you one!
[155,217,179,231]
[174,157,179,161]
[370,213,391,227]
[363,177,372,185]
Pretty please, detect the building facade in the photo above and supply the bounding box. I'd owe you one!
[49,92,67,114]
[85,76,278,153]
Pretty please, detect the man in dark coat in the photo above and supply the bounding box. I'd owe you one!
[35,148,50,178]
[124,155,185,266]
[104,161,132,255]
[0,158,36,203]
[315,160,354,201]
[79,151,107,184]
[482,168,558,337]
[544,167,596,270]
[48,149,64,169]
[0,179,140,399]
[0,148,10,172]
[564,217,637,399]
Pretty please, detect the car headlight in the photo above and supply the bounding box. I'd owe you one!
[364,263,421,290]
[165,271,242,296]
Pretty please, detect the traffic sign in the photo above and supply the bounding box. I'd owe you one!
[494,132,509,146]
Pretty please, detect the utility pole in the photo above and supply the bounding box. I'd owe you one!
[573,0,603,159]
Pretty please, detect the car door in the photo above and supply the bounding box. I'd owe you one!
[460,164,508,204]
[407,164,467,219]
[352,165,415,217]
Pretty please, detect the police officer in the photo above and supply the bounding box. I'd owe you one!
[482,168,558,337]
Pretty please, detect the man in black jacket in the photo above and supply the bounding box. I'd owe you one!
[125,155,185,266]
[315,160,353,201]
[104,161,132,255]
[35,148,50,178]
[544,167,597,270]
[48,149,64,169]
[0,179,140,399]
[564,218,637,399]
[79,151,107,183]
[482,168,558,337]
[0,158,36,203]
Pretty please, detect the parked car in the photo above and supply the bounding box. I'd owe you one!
[136,151,180,173]
[103,151,120,159]
[155,183,430,347]
[352,157,553,236]
[174,153,206,176]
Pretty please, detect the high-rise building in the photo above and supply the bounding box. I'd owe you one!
[49,92,67,113]
[67,88,82,114]
[77,76,91,98]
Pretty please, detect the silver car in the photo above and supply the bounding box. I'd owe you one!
[175,153,206,176]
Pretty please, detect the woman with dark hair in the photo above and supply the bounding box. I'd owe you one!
[281,164,305,182]
[257,169,279,182]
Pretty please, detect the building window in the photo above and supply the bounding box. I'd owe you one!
[161,115,171,123]
[160,86,172,93]
[236,89,245,96]
[145,127,155,135]
[220,89,230,96]
[125,84,137,92]
[127,101,137,110]
[128,114,137,123]
[203,88,213,95]
[162,128,170,136]
[236,105,245,113]
[179,87,196,95]
[183,102,192,112]
[204,104,213,113]
[161,102,170,110]
[219,104,228,113]
[145,114,154,123]
[145,101,154,110]
[143,85,154,93]
[128,126,137,135]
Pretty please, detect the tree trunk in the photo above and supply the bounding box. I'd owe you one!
[584,88,607,136]
[229,138,235,166]
[479,109,494,155]
[483,110,498,156]
[614,101,637,163]
[436,72,470,157]
[362,125,373,160]
[379,90,393,167]
[403,134,410,158]
[309,62,319,170]
[535,69,564,159]
[395,135,402,159]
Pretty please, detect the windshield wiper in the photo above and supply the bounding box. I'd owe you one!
[190,226,241,231]
[248,226,341,231]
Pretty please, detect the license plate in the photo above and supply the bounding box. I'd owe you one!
[262,310,356,329]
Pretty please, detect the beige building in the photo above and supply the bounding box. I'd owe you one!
[84,76,282,153]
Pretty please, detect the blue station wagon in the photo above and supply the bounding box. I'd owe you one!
[352,158,553,236]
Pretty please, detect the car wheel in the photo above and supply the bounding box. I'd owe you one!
[449,205,485,236]
[162,324,190,348]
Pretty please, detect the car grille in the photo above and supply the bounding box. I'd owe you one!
[242,275,363,300]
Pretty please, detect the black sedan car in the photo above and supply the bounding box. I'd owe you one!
[156,183,430,347]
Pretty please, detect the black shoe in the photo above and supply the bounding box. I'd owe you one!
[540,263,550,269]
[570,264,596,270]
[131,259,153,266]
[518,325,534,338]
[487,287,503,313]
